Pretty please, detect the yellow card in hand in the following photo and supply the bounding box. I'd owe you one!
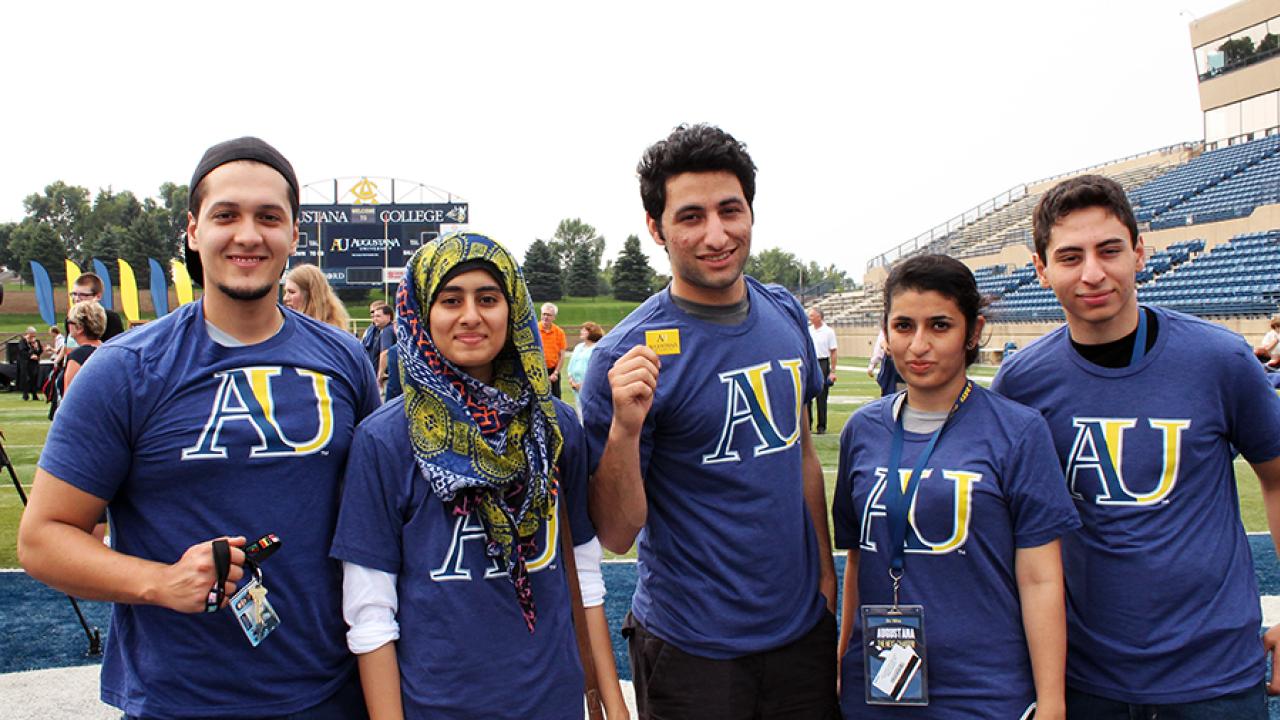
[645,329,681,355]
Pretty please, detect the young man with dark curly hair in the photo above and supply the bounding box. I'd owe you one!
[580,123,839,718]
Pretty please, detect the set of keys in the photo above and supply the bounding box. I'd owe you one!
[246,578,270,627]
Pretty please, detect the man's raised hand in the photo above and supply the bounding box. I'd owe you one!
[608,345,661,436]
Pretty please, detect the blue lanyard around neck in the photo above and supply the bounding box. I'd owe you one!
[884,380,974,575]
[1130,307,1148,367]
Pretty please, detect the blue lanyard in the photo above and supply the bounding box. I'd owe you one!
[884,380,974,578]
[1130,308,1148,366]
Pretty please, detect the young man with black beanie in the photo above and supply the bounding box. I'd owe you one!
[19,137,379,719]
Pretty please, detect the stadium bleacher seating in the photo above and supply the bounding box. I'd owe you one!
[949,156,1189,260]
[826,136,1280,326]
[1132,135,1280,228]
[986,233,1278,321]
[1136,231,1280,316]
[985,264,1063,321]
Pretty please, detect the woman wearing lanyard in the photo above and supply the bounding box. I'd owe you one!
[833,254,1080,719]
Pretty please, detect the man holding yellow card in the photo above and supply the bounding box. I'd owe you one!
[579,123,839,719]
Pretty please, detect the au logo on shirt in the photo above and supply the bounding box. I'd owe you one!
[703,358,806,464]
[182,366,336,460]
[430,503,560,581]
[859,468,981,554]
[1065,417,1191,505]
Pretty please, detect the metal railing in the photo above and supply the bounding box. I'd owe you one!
[867,185,1027,271]
[1025,141,1200,189]
[866,140,1203,273]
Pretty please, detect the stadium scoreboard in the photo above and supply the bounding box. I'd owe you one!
[291,201,469,287]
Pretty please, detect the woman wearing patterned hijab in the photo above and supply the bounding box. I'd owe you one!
[332,233,625,719]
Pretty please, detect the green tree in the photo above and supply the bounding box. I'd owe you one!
[548,218,604,275]
[158,182,190,259]
[612,235,655,301]
[81,188,147,278]
[1260,33,1279,54]
[523,239,562,302]
[598,258,613,296]
[0,222,16,272]
[565,242,599,296]
[803,261,848,292]
[10,220,67,283]
[745,247,803,286]
[24,181,91,260]
[1219,36,1256,65]
[120,199,181,273]
[85,189,142,242]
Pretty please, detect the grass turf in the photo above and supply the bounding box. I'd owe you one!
[0,359,1272,568]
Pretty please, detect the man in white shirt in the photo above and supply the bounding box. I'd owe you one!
[807,307,838,434]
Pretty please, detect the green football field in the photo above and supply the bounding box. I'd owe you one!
[0,358,1270,568]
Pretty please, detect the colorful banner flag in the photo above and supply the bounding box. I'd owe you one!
[29,261,56,328]
[91,258,114,311]
[171,260,193,306]
[118,259,140,324]
[148,258,170,317]
[64,259,82,303]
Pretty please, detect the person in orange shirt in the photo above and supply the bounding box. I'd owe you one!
[539,302,567,398]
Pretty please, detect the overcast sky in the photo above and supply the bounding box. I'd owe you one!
[1,0,1229,282]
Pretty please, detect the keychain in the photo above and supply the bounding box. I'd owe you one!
[226,533,283,647]
[230,560,280,646]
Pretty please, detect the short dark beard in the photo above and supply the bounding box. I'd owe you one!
[217,282,276,302]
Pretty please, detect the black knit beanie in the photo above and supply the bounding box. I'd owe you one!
[185,137,299,287]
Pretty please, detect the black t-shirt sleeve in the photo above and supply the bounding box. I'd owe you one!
[101,310,125,341]
[68,345,97,365]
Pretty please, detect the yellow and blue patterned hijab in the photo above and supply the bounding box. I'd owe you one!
[396,232,563,631]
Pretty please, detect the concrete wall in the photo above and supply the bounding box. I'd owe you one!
[1198,57,1280,113]
[1189,0,1280,48]
[1143,203,1280,251]
[955,244,1037,272]
[1190,0,1280,119]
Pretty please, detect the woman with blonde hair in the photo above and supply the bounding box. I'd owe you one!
[63,301,107,394]
[283,263,351,330]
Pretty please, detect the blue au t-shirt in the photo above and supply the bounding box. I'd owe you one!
[833,385,1080,718]
[330,397,594,720]
[38,301,380,719]
[579,278,827,659]
[993,306,1280,704]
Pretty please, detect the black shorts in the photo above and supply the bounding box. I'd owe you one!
[625,610,839,720]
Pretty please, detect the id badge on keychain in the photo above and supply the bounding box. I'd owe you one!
[229,564,280,647]
[861,604,928,706]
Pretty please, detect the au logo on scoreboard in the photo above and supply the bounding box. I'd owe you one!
[349,178,380,205]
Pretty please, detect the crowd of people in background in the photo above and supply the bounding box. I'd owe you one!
[15,326,43,401]
[14,255,611,424]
